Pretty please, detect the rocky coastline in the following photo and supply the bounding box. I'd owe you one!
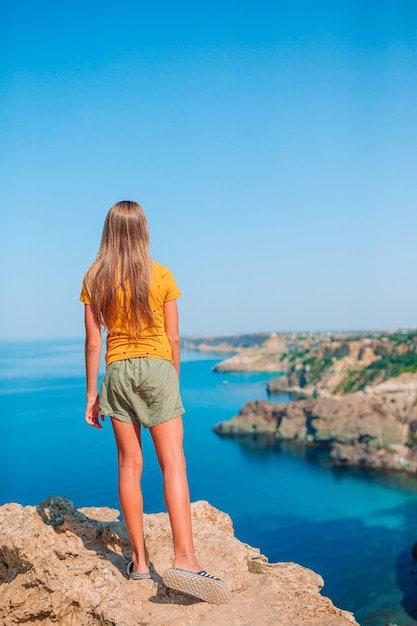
[212,333,288,372]
[181,333,271,355]
[0,496,359,625]
[213,386,417,474]
[213,369,417,475]
[185,330,417,475]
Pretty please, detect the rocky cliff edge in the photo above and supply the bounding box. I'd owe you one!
[0,496,358,626]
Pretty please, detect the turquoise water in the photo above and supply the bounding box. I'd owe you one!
[1,340,417,625]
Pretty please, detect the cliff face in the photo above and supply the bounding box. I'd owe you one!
[210,331,417,400]
[282,339,385,396]
[214,379,417,474]
[0,496,359,626]
[209,330,417,473]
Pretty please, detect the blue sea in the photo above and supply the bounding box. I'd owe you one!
[1,339,417,626]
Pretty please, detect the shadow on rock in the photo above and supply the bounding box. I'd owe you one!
[36,495,131,576]
[36,496,207,608]
[149,580,202,605]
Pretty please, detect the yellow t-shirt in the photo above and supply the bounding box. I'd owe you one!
[80,261,181,367]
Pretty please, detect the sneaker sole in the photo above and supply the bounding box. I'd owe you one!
[163,568,230,605]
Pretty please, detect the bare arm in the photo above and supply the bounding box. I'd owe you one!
[164,299,180,376]
[84,304,104,428]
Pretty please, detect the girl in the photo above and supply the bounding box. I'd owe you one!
[80,201,229,605]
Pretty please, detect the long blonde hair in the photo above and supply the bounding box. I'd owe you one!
[85,201,154,337]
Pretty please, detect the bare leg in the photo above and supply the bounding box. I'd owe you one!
[111,417,149,574]
[150,416,202,572]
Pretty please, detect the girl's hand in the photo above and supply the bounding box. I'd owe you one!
[85,396,105,429]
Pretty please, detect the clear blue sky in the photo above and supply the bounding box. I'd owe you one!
[1,0,416,340]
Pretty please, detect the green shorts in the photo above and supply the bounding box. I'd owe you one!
[99,357,185,428]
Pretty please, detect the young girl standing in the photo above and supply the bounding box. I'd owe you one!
[80,201,229,605]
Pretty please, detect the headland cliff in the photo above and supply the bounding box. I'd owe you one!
[184,330,417,474]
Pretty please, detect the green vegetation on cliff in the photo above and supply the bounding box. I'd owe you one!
[334,352,417,394]
[281,329,417,395]
[184,329,417,397]
[303,356,333,385]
